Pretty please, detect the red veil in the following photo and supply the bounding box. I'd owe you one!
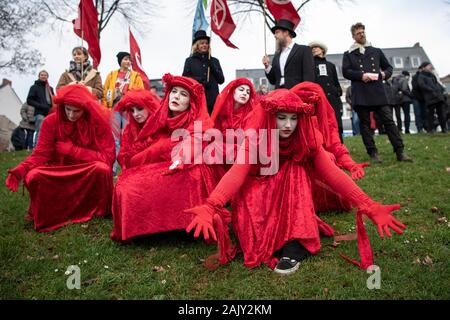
[211,78,256,132]
[113,89,161,169]
[52,84,115,166]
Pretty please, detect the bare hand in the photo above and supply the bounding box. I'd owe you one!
[262,55,270,68]
[362,73,371,83]
[381,71,386,80]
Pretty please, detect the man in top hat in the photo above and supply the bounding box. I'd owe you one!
[183,30,225,114]
[262,19,315,89]
[309,40,344,141]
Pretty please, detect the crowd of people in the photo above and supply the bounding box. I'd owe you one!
[12,19,450,276]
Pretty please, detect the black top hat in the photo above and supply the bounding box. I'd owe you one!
[192,30,210,44]
[271,19,296,38]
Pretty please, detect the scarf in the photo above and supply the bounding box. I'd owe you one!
[348,41,372,54]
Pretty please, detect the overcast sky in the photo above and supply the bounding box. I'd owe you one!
[2,0,450,102]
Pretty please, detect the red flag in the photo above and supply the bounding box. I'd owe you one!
[129,29,151,90]
[265,0,301,29]
[211,0,238,49]
[72,0,101,68]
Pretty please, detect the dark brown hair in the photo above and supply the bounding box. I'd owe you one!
[72,46,89,61]
[351,22,365,35]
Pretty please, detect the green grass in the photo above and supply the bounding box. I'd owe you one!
[1,134,449,300]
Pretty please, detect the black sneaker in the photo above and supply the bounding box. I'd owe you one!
[274,257,299,275]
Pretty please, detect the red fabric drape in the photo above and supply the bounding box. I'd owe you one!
[12,84,115,232]
[114,89,161,169]
[111,74,222,241]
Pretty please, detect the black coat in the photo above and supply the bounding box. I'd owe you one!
[411,71,424,102]
[26,80,54,116]
[265,43,315,89]
[313,56,343,111]
[391,75,413,105]
[342,46,393,108]
[417,71,445,107]
[182,52,225,114]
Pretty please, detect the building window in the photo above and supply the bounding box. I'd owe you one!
[393,57,404,69]
[411,56,421,68]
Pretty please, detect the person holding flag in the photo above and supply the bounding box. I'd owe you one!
[56,46,103,100]
[183,30,225,115]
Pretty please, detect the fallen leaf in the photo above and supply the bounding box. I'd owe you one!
[437,217,448,224]
[423,256,433,266]
[81,224,89,229]
[446,167,450,173]
[52,255,59,260]
[82,278,97,286]
[334,233,357,242]
[323,288,329,295]
[431,207,439,213]
[413,258,421,265]
[152,266,165,272]
[330,241,340,248]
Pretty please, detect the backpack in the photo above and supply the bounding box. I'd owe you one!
[11,126,26,151]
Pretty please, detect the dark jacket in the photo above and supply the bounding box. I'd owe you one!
[383,80,396,106]
[411,71,424,102]
[26,80,54,116]
[417,71,445,107]
[313,56,343,111]
[265,43,315,89]
[342,46,393,108]
[391,75,413,105]
[182,52,225,114]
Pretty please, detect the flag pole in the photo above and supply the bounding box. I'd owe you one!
[263,2,267,56]
[207,28,212,83]
[80,0,84,83]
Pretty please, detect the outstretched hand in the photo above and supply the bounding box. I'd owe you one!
[350,162,370,180]
[185,203,217,242]
[363,203,406,238]
[5,174,20,192]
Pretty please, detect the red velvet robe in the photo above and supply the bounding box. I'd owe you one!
[18,113,115,232]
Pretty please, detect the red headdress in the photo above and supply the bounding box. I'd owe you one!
[114,89,161,142]
[255,88,317,163]
[211,78,256,132]
[136,73,213,142]
[52,84,113,152]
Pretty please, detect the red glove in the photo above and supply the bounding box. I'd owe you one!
[55,141,74,156]
[5,166,26,192]
[185,202,217,241]
[350,162,370,180]
[361,203,406,238]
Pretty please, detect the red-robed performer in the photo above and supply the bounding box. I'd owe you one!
[113,89,161,171]
[5,84,115,232]
[290,82,369,213]
[111,74,222,242]
[211,78,256,165]
[185,89,406,275]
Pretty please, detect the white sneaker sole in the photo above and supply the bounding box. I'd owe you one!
[273,263,300,275]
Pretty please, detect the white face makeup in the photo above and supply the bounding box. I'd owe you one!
[169,86,190,115]
[131,106,149,124]
[65,105,85,122]
[233,84,251,107]
[276,112,298,138]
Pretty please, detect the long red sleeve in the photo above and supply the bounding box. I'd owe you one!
[311,146,375,208]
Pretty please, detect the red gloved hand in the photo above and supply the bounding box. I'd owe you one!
[56,141,74,156]
[361,203,406,238]
[5,166,26,192]
[350,162,370,180]
[185,202,217,241]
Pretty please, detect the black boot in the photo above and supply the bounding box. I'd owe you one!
[396,150,413,162]
[370,152,383,164]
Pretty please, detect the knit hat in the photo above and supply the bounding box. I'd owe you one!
[116,52,130,66]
